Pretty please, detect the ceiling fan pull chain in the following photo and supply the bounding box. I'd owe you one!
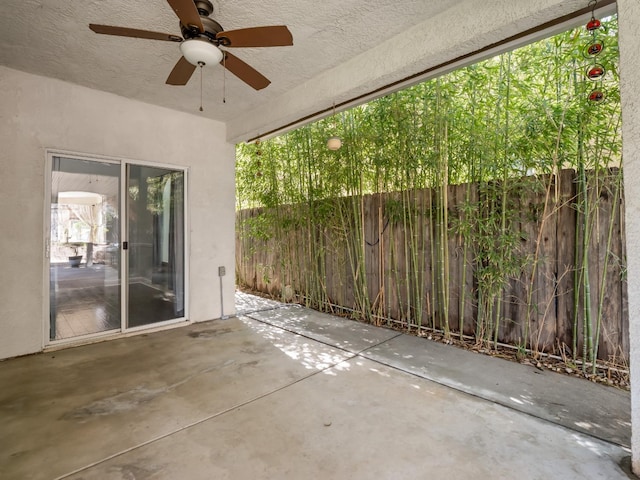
[223,53,227,104]
[199,62,204,112]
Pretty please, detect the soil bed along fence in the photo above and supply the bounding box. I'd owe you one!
[236,168,628,367]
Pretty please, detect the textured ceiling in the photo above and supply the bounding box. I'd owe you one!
[0,0,463,126]
[1,0,608,143]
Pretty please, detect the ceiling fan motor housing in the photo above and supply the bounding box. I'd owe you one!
[180,0,223,43]
[195,1,213,16]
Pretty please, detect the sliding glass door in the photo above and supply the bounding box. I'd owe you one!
[49,157,121,340]
[126,165,185,328]
[49,155,186,341]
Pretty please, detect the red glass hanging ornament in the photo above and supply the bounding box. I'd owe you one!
[586,17,601,31]
[584,41,604,57]
[588,89,605,103]
[586,64,605,80]
[584,1,604,104]
[586,0,601,31]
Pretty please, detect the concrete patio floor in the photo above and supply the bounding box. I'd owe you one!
[0,292,633,479]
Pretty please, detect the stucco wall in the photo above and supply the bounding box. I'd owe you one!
[618,0,640,473]
[0,66,236,359]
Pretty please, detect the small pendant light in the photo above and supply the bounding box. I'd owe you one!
[327,136,342,151]
[326,102,342,150]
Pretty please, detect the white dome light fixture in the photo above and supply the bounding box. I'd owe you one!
[180,39,223,67]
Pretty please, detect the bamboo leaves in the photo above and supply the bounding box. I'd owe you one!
[235,16,625,366]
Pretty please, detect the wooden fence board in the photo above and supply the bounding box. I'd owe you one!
[556,169,577,355]
[324,224,338,305]
[429,188,438,328]
[418,188,433,329]
[236,169,628,362]
[336,199,355,310]
[620,185,629,363]
[405,190,421,327]
[462,183,478,336]
[536,175,558,352]
[500,184,522,347]
[398,191,413,325]
[587,173,602,361]
[514,183,536,350]
[599,170,623,363]
[447,184,460,332]
[383,192,402,322]
[363,193,377,307]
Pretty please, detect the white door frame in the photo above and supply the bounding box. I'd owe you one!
[43,149,189,347]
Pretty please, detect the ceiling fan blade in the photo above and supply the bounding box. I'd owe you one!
[216,26,293,48]
[221,52,270,90]
[166,56,197,85]
[89,24,182,42]
[166,0,204,32]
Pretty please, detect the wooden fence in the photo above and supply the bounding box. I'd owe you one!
[236,168,628,364]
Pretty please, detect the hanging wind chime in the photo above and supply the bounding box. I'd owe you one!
[584,0,606,103]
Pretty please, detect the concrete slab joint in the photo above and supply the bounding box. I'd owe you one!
[0,292,633,479]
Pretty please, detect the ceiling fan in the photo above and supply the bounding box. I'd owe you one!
[89,0,293,90]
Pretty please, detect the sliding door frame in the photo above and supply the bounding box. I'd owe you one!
[123,160,190,333]
[43,149,190,348]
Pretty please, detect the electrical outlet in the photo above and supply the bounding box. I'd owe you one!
[218,266,226,277]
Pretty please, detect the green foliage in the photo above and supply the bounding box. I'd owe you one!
[237,18,620,209]
[240,213,273,241]
[236,17,625,365]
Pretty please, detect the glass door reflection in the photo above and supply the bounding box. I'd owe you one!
[127,165,185,327]
[49,157,121,340]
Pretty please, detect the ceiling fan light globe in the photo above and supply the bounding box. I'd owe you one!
[180,39,223,67]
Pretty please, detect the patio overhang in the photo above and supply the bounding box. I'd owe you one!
[226,0,617,143]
